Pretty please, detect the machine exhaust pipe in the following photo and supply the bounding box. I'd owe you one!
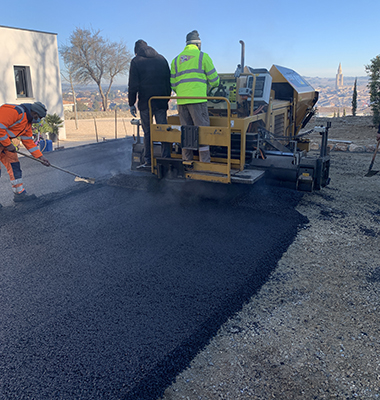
[239,40,245,73]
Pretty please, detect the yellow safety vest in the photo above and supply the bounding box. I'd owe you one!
[170,45,219,105]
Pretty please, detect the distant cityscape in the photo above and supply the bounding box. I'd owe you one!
[62,65,371,117]
[306,76,370,117]
[62,85,131,113]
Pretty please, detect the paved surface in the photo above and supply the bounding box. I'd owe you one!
[0,140,307,399]
[0,138,131,207]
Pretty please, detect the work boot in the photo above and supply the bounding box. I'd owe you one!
[13,191,37,203]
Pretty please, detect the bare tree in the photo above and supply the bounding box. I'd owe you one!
[60,27,131,111]
[61,58,79,129]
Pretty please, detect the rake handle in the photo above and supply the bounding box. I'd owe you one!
[369,141,380,171]
[16,150,79,178]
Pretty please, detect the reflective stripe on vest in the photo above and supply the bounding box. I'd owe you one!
[11,178,24,194]
[171,51,207,88]
[0,105,26,138]
[11,178,23,186]
[0,123,17,138]
[13,185,24,194]
[10,106,25,128]
[171,46,219,105]
[29,146,39,153]
[172,77,207,87]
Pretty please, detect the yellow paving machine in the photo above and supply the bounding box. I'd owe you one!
[131,41,330,191]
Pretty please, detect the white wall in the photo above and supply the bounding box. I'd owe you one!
[0,26,66,139]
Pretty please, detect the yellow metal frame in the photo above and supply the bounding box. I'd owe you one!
[148,96,235,184]
[147,92,292,184]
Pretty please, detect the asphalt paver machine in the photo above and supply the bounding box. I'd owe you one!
[131,41,330,191]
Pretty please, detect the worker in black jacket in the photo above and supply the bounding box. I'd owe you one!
[128,40,171,168]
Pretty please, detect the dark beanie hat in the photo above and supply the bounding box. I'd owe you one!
[31,101,47,118]
[134,39,147,54]
[186,30,201,45]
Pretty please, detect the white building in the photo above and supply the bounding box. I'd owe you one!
[0,25,66,139]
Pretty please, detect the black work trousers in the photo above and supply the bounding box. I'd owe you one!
[139,108,171,164]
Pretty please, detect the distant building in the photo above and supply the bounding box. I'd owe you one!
[0,25,66,139]
[335,63,343,90]
[62,100,75,112]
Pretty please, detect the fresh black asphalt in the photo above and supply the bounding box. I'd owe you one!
[0,140,307,399]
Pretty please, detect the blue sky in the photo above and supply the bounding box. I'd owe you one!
[2,0,379,84]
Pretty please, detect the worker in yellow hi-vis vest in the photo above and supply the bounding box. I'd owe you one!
[170,30,220,162]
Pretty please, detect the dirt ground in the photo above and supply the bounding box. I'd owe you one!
[62,117,136,147]
[157,117,380,399]
[310,115,378,147]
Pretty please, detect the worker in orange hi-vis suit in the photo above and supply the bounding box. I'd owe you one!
[0,102,51,203]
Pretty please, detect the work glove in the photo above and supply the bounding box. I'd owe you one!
[130,105,137,118]
[38,155,51,167]
[5,143,16,152]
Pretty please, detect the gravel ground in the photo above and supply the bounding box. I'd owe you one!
[159,118,380,399]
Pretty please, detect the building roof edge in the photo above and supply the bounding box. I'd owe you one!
[0,25,57,36]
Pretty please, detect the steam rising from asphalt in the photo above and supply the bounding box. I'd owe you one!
[107,140,132,177]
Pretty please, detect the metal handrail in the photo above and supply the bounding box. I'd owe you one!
[148,96,231,127]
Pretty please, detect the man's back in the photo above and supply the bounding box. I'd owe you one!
[170,44,219,105]
[128,44,171,111]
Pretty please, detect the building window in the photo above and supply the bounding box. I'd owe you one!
[14,66,33,98]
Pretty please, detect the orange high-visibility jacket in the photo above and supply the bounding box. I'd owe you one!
[0,104,43,158]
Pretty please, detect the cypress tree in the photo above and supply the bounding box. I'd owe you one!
[365,56,380,124]
[352,78,357,116]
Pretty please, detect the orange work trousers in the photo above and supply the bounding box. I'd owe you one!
[0,149,24,194]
